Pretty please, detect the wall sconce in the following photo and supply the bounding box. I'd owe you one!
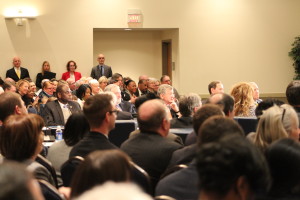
[4,8,37,26]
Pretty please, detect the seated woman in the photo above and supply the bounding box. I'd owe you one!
[16,79,30,105]
[254,104,300,152]
[230,82,256,117]
[0,114,56,186]
[76,84,92,109]
[36,61,56,89]
[124,79,137,104]
[147,78,159,94]
[265,138,300,199]
[70,150,131,198]
[61,60,82,81]
[98,76,108,92]
[47,112,89,186]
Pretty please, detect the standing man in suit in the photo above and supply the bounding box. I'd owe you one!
[91,53,112,80]
[42,84,81,126]
[6,57,30,82]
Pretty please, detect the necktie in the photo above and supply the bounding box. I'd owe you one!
[16,68,20,79]
[100,65,103,76]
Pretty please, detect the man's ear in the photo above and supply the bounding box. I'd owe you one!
[235,176,252,200]
[57,92,61,99]
[15,105,21,115]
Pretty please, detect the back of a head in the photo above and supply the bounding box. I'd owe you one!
[0,92,22,122]
[63,112,89,146]
[254,105,290,152]
[196,135,270,199]
[0,161,39,200]
[230,82,254,116]
[286,80,300,106]
[215,93,234,116]
[83,94,113,129]
[198,116,244,145]
[266,138,300,197]
[137,99,167,133]
[104,84,118,92]
[134,92,159,110]
[71,150,131,198]
[255,98,284,118]
[179,93,201,117]
[192,104,224,134]
[157,84,173,97]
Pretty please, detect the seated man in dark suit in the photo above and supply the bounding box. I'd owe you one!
[6,57,30,82]
[170,93,202,128]
[69,93,118,158]
[155,117,246,200]
[121,99,183,188]
[42,84,81,126]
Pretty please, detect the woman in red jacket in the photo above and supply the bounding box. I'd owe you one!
[61,60,82,81]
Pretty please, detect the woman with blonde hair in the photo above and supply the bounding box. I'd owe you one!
[98,76,108,92]
[254,104,300,152]
[36,61,56,89]
[230,82,256,117]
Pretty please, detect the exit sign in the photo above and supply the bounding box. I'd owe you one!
[128,14,142,23]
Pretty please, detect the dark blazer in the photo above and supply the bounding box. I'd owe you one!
[119,101,136,114]
[42,100,81,126]
[6,67,30,82]
[69,131,117,158]
[168,144,197,169]
[117,111,133,120]
[155,160,199,200]
[36,71,56,88]
[121,131,183,187]
[170,117,193,128]
[90,64,112,80]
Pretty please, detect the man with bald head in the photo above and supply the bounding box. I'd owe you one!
[209,93,235,118]
[121,99,182,188]
[6,57,30,82]
[91,53,112,80]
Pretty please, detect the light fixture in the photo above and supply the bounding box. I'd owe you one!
[4,8,37,26]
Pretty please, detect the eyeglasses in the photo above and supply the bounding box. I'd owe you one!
[109,110,119,115]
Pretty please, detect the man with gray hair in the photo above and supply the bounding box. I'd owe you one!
[170,93,202,128]
[157,84,179,118]
[121,99,182,188]
[89,79,101,95]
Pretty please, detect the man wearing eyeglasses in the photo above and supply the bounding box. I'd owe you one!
[91,53,113,80]
[42,84,81,126]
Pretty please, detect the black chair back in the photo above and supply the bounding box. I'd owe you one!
[60,156,84,187]
[109,120,137,147]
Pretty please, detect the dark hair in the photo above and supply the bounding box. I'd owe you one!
[63,112,89,146]
[196,135,270,198]
[160,75,169,82]
[124,79,134,87]
[0,114,44,161]
[2,81,15,91]
[178,94,201,117]
[286,80,300,106]
[255,98,284,118]
[0,92,23,122]
[66,60,77,71]
[198,116,244,145]
[0,161,36,200]
[83,94,113,128]
[193,104,223,134]
[208,81,221,94]
[265,138,300,198]
[215,93,234,116]
[134,92,159,110]
[111,73,123,82]
[137,100,167,132]
[76,84,92,100]
[70,150,131,198]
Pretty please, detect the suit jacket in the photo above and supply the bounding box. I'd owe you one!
[121,131,183,187]
[155,160,199,200]
[90,64,112,80]
[168,144,197,168]
[119,101,136,114]
[69,131,117,158]
[117,111,133,120]
[6,67,30,82]
[42,100,81,126]
[170,117,193,128]
[61,71,82,81]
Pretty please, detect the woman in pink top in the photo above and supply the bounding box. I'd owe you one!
[61,60,82,81]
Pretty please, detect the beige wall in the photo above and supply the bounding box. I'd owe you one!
[1,0,300,95]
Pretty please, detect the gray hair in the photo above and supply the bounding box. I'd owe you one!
[157,84,173,96]
[104,84,118,92]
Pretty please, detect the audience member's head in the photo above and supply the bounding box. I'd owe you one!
[178,93,202,117]
[0,92,27,123]
[138,79,148,93]
[98,76,108,91]
[70,150,131,198]
[16,79,30,96]
[208,81,224,95]
[89,79,100,95]
[139,75,149,81]
[197,116,244,145]
[104,84,122,105]
[134,92,159,110]
[124,79,137,95]
[111,73,123,87]
[230,82,255,117]
[265,138,300,198]
[66,60,77,72]
[42,81,54,95]
[83,93,115,131]
[0,161,44,200]
[0,114,44,162]
[193,104,224,134]
[249,82,260,101]
[41,61,51,75]
[56,84,72,104]
[255,98,284,118]
[254,104,299,152]
[196,135,270,200]
[209,93,234,118]
[137,99,169,137]
[2,81,16,92]
[66,78,76,91]
[63,112,89,146]
[160,75,172,85]
[76,84,92,101]
[286,80,300,106]
[147,78,158,92]
[157,84,174,105]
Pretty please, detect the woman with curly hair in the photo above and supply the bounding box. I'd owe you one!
[230,82,256,117]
